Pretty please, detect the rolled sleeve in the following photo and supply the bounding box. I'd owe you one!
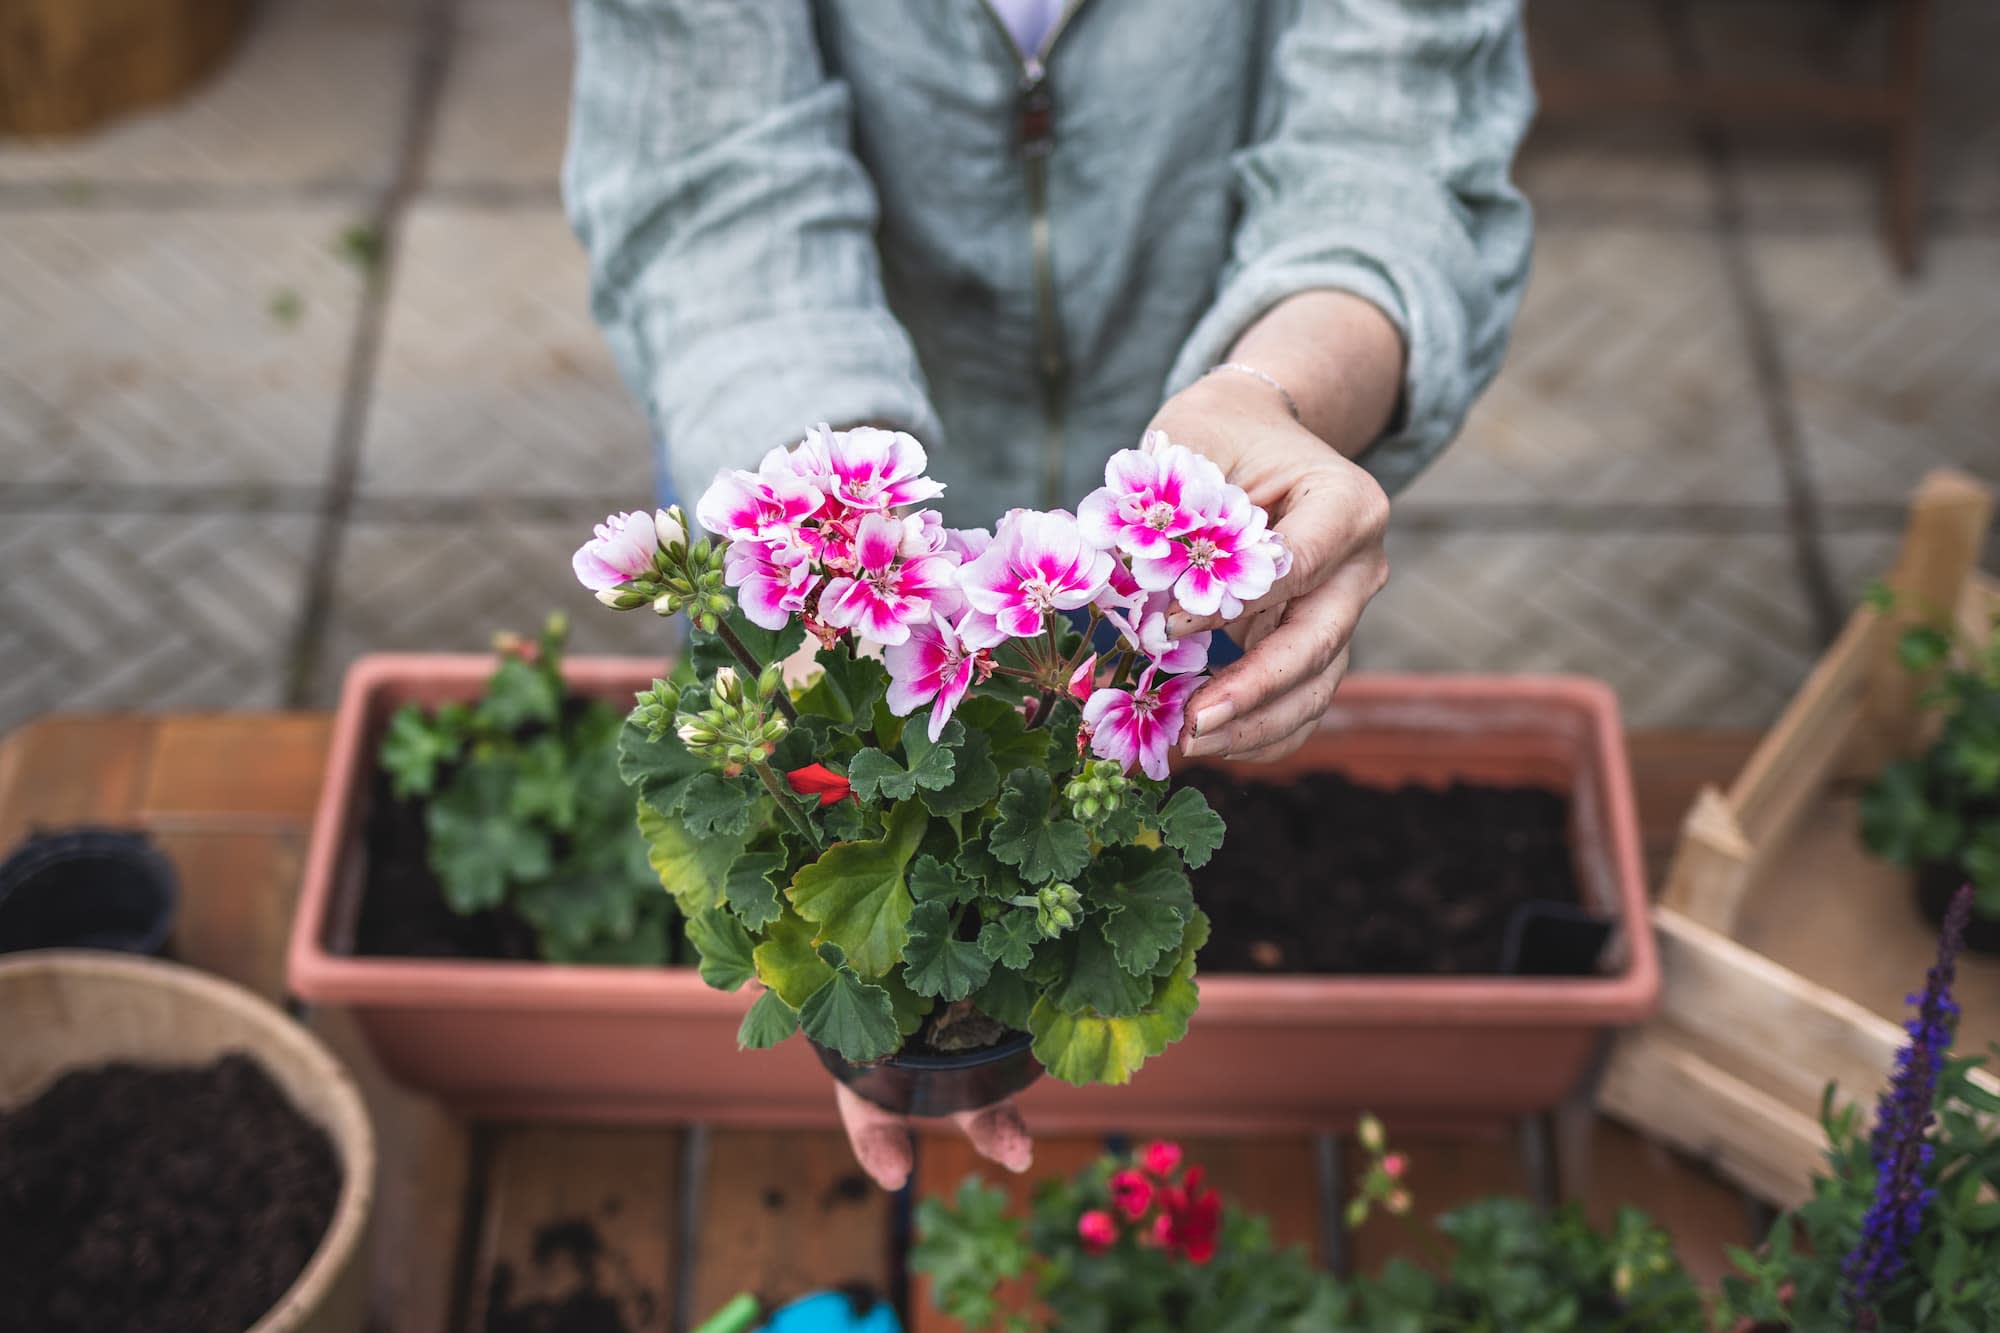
[564,0,941,503]
[1167,0,1535,494]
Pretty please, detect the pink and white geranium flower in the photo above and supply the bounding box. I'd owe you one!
[790,424,945,514]
[724,540,817,631]
[1131,494,1287,620]
[1082,666,1202,781]
[571,510,661,590]
[816,512,960,646]
[1107,591,1211,675]
[883,612,985,741]
[1076,433,1227,560]
[959,510,1115,640]
[694,469,825,547]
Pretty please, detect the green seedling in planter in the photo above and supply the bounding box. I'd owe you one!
[1859,583,2000,932]
[378,613,675,964]
[573,427,1264,1086]
[1720,886,2000,1331]
[912,1138,1343,1332]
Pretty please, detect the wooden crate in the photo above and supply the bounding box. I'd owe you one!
[1601,468,2000,1210]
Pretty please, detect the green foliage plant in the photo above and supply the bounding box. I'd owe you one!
[377,614,675,964]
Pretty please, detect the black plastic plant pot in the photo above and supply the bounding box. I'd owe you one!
[0,828,178,956]
[811,1030,1042,1118]
[1916,860,2000,956]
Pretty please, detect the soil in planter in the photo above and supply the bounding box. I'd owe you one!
[0,1053,342,1333]
[1178,766,1586,975]
[354,759,540,960]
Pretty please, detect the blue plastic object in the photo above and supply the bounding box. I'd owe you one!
[760,1291,902,1333]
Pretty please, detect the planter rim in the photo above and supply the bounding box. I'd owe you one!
[288,655,1658,1029]
[0,949,375,1333]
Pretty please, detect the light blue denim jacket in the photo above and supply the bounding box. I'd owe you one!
[564,0,1534,523]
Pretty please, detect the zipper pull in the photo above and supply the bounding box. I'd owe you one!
[1016,59,1054,159]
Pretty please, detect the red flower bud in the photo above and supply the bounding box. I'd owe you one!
[1078,1209,1118,1255]
[785,763,854,806]
[1108,1168,1153,1221]
[1140,1140,1183,1178]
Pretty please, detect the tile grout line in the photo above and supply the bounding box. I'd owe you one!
[280,0,460,709]
[1658,0,1845,646]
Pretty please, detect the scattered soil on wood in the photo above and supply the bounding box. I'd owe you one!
[0,1055,342,1333]
[1179,767,1585,975]
[483,1216,653,1333]
[354,761,540,961]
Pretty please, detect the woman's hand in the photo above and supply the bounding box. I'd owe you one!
[835,1085,1032,1191]
[1151,292,1404,763]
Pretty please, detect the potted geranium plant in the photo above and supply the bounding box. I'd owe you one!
[581,426,1259,1107]
[1860,586,2000,954]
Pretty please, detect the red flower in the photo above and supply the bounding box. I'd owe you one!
[1382,1152,1408,1180]
[785,763,854,805]
[1108,1168,1153,1221]
[1140,1140,1183,1178]
[1156,1165,1222,1265]
[1077,1209,1118,1255]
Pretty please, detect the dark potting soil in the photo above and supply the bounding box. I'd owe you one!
[354,759,541,961]
[0,1054,342,1333]
[483,1217,649,1333]
[1178,766,1585,976]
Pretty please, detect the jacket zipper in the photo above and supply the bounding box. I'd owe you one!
[976,2,1086,508]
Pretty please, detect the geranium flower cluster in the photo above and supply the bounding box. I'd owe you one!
[673,424,1288,779]
[1077,1140,1223,1265]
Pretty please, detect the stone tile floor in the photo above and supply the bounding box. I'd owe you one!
[3,0,1997,735]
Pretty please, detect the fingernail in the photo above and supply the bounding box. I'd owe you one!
[1193,701,1235,738]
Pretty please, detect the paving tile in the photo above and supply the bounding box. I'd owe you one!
[1928,0,2000,222]
[1747,231,2000,504]
[0,209,364,486]
[426,0,572,192]
[1356,528,1819,729]
[0,512,314,733]
[354,205,653,501]
[1396,226,1788,509]
[311,515,676,706]
[0,0,419,192]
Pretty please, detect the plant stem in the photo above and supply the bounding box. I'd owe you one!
[713,619,799,722]
[1059,608,1103,680]
[752,761,820,848]
[1108,648,1136,690]
[1025,688,1059,730]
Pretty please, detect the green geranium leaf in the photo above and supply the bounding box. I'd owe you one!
[685,907,757,991]
[637,798,751,915]
[379,703,461,800]
[818,796,867,844]
[514,867,636,952]
[989,769,1091,885]
[676,771,757,838]
[847,730,958,804]
[1153,786,1226,869]
[540,893,672,966]
[788,801,927,977]
[508,735,578,833]
[723,850,788,931]
[795,646,885,725]
[977,909,1040,970]
[957,695,1049,773]
[971,968,1038,1031]
[690,613,804,681]
[428,763,551,913]
[910,854,980,906]
[737,988,800,1050]
[904,901,993,1001]
[476,655,562,732]
[618,715,711,817]
[918,726,1000,818]
[878,964,935,1037]
[1039,919,1155,1017]
[752,908,836,1008]
[798,964,901,1062]
[1088,845,1195,975]
[1029,910,1208,1086]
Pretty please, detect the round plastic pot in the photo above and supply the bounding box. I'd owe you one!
[809,1030,1042,1118]
[1915,860,2000,955]
[0,828,177,956]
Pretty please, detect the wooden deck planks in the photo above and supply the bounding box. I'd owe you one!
[1344,1126,1533,1275]
[1582,1118,1757,1290]
[1179,1135,1327,1263]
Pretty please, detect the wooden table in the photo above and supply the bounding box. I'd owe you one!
[0,715,1763,1332]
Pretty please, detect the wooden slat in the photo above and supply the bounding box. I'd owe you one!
[1344,1128,1531,1276]
[1582,1119,1754,1291]
[1868,469,1993,752]
[1180,1136,1325,1263]
[153,828,304,1004]
[466,1125,680,1333]
[139,713,330,823]
[908,1134,1106,1333]
[0,715,158,846]
[308,1009,471,1333]
[689,1129,893,1321]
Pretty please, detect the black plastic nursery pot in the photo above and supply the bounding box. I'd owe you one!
[0,827,178,956]
[810,1030,1043,1118]
[1916,860,2000,955]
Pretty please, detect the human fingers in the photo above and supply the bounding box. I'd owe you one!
[951,1098,1033,1174]
[1184,644,1350,760]
[835,1083,913,1191]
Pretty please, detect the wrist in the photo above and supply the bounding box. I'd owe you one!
[1159,367,1298,433]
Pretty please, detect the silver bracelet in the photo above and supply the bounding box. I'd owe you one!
[1204,362,1302,422]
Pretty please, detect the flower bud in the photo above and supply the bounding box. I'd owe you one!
[1613,1263,1633,1297]
[757,663,786,700]
[655,506,687,551]
[653,592,680,616]
[1357,1114,1385,1155]
[597,587,649,610]
[1384,1188,1411,1217]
